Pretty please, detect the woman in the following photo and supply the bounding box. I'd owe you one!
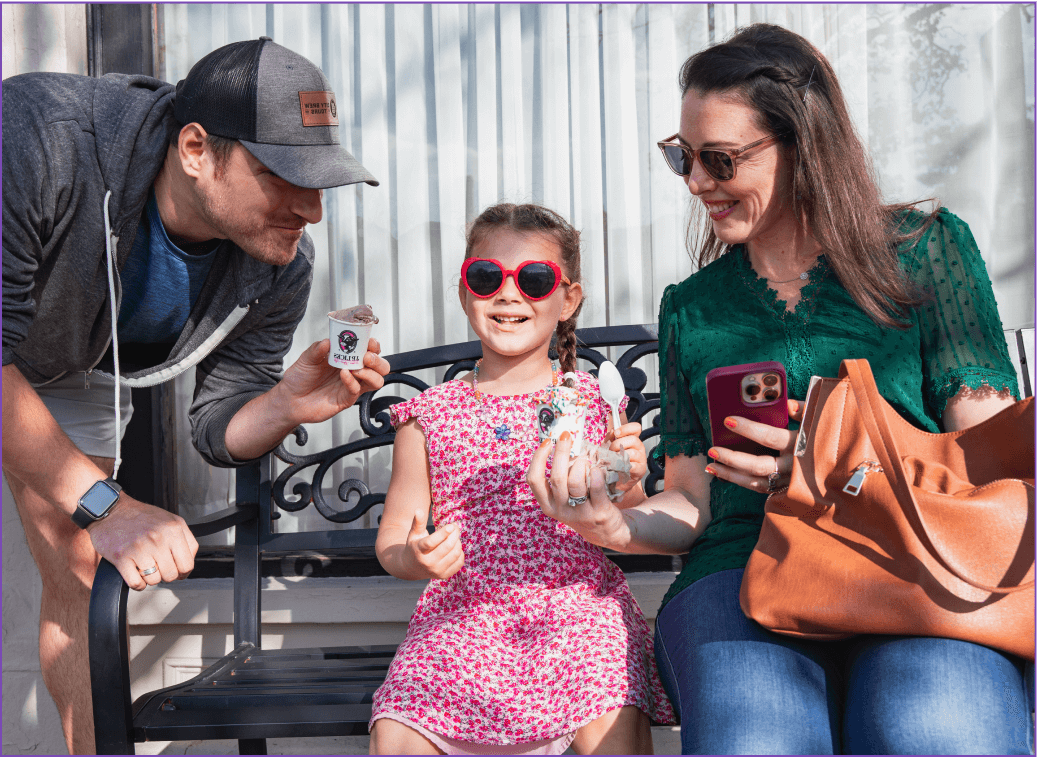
[527,23,1033,755]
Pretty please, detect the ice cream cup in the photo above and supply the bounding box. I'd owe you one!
[328,311,373,370]
[535,385,588,456]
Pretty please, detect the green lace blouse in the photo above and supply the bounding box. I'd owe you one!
[655,208,1019,610]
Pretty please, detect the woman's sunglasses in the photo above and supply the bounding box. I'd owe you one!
[461,258,571,301]
[656,133,781,182]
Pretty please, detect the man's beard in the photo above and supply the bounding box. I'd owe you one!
[198,184,302,267]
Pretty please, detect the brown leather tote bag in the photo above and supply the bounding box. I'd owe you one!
[740,359,1035,660]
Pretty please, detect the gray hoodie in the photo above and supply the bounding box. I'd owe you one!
[2,71,314,468]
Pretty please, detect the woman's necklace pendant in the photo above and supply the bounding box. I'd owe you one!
[769,270,810,285]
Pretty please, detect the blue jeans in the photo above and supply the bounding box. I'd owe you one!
[654,569,1034,755]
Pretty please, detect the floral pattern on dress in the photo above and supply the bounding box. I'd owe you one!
[370,371,675,744]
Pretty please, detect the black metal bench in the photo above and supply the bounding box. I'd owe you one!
[88,323,670,755]
[88,324,1035,754]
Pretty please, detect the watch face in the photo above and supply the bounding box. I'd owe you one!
[80,481,120,518]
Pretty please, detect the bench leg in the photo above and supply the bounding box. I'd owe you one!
[238,738,268,754]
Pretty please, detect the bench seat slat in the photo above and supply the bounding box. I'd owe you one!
[242,645,399,658]
[138,704,375,742]
[229,660,393,673]
[173,683,386,697]
[226,668,390,680]
[163,690,380,705]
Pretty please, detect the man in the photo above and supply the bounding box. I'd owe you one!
[2,37,389,754]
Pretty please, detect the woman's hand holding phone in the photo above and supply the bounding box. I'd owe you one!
[705,398,804,493]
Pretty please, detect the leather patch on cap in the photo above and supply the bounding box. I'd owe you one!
[299,91,338,126]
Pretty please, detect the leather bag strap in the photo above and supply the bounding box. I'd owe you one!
[842,359,1034,594]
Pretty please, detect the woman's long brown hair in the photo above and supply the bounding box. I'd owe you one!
[679,23,935,328]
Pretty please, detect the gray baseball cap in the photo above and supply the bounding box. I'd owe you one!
[173,36,378,189]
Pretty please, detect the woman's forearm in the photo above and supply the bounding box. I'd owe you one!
[607,486,710,554]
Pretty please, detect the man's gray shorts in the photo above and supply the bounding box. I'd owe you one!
[35,372,134,458]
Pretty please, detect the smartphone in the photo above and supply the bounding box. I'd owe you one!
[705,361,789,454]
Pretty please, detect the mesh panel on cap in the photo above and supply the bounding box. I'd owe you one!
[174,39,264,141]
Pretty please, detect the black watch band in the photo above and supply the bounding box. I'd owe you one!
[72,477,122,529]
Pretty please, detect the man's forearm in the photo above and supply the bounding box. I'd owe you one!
[222,339,389,462]
[223,382,300,462]
[1,364,111,516]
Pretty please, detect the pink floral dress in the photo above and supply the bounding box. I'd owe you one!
[369,371,675,745]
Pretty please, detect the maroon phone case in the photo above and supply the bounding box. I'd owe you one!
[705,361,789,455]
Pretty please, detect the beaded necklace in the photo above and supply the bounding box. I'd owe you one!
[472,359,561,442]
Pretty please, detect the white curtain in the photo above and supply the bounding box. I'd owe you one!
[155,3,1034,535]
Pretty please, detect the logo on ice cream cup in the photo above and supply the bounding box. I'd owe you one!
[338,330,359,355]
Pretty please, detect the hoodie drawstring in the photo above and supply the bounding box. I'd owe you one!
[103,190,123,478]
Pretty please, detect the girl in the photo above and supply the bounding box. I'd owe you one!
[369,203,674,755]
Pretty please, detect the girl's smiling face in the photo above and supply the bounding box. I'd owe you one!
[459,230,582,365]
[679,89,798,250]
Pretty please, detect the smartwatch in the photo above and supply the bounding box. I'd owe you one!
[72,477,122,529]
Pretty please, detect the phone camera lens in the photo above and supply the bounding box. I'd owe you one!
[764,389,779,401]
[763,374,778,386]
[746,384,761,397]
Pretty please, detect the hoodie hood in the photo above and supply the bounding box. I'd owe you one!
[91,74,179,264]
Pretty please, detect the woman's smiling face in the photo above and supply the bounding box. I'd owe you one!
[678,89,797,249]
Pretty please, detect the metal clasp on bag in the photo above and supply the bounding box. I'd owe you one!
[843,460,882,496]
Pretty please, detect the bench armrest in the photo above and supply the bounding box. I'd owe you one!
[89,559,133,752]
[187,502,260,538]
[88,501,260,752]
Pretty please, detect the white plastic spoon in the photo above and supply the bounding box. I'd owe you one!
[598,360,625,432]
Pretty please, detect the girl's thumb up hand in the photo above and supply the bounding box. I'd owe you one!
[405,510,465,580]
[408,509,430,541]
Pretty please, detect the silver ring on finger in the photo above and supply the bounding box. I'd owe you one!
[139,565,159,577]
[766,456,782,492]
[567,495,588,507]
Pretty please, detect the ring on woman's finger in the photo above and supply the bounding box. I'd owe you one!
[567,495,588,507]
[766,456,782,492]
[138,565,159,577]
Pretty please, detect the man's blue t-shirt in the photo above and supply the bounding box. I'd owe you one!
[117,191,218,345]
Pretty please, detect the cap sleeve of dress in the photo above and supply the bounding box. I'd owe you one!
[388,393,428,431]
[901,208,1020,418]
[654,283,708,461]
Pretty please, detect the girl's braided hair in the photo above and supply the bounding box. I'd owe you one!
[464,203,583,378]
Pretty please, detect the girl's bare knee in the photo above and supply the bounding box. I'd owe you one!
[573,705,653,755]
[369,718,444,755]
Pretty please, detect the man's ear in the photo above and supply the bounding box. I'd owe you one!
[559,281,583,322]
[177,123,210,179]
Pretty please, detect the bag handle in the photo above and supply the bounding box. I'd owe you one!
[841,359,1034,594]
